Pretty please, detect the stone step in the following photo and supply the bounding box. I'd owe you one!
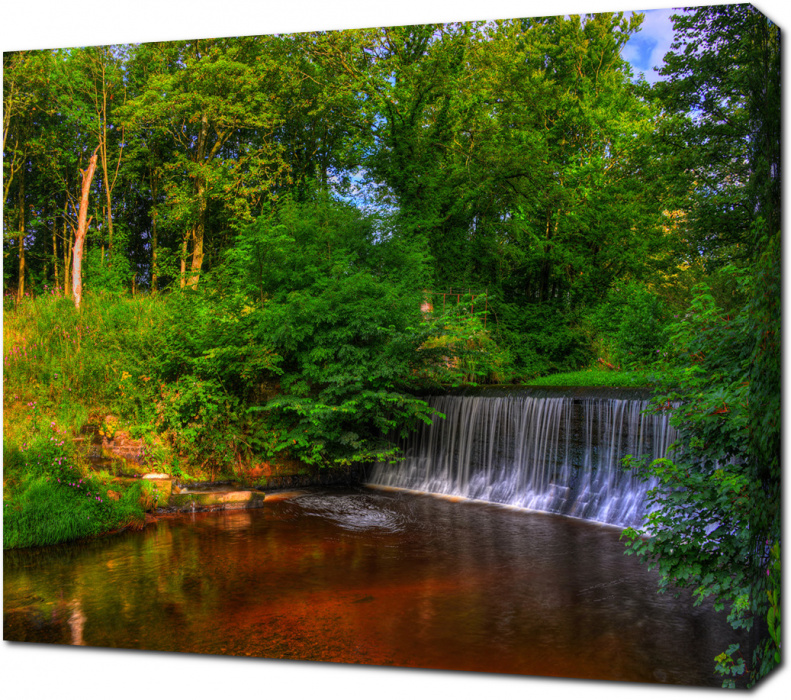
[108,474,266,513]
[167,489,266,512]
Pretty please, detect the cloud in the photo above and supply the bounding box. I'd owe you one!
[622,8,676,83]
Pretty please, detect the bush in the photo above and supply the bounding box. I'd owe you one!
[227,191,439,466]
[496,301,590,377]
[588,281,670,366]
[3,422,147,549]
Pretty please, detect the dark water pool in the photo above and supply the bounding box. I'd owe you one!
[3,487,746,685]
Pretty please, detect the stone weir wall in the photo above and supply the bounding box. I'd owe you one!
[246,463,367,491]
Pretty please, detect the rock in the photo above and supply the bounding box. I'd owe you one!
[168,489,266,512]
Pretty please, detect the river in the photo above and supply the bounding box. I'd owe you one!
[3,487,744,686]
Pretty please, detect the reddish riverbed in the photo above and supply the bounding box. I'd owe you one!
[3,487,746,685]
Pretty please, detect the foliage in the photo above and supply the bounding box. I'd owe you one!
[419,305,515,385]
[621,253,779,687]
[495,300,590,377]
[621,6,781,686]
[230,191,440,466]
[587,282,671,366]
[3,410,147,549]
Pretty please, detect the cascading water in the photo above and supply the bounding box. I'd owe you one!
[368,388,677,528]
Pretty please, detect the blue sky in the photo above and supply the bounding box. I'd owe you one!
[621,8,676,83]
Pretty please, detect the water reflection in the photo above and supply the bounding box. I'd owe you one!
[4,488,746,685]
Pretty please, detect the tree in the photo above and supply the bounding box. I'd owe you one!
[3,51,39,300]
[56,46,128,262]
[653,3,780,268]
[121,38,290,289]
[230,190,437,466]
[623,5,781,686]
[72,146,99,309]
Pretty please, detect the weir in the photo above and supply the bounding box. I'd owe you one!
[368,387,677,528]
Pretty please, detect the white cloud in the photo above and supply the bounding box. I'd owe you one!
[622,8,676,83]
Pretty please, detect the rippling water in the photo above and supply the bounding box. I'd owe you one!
[3,488,746,685]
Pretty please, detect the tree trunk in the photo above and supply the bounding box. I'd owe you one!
[72,147,99,309]
[52,218,59,290]
[102,144,115,261]
[180,233,189,289]
[150,176,159,294]
[64,219,73,296]
[187,114,210,290]
[187,185,206,289]
[16,166,25,302]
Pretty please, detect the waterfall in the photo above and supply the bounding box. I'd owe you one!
[368,389,677,528]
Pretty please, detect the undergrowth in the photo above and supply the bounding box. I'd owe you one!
[2,415,148,549]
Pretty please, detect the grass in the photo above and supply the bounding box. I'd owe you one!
[2,431,149,549]
[3,477,148,549]
[3,292,168,548]
[3,290,169,432]
[524,368,666,388]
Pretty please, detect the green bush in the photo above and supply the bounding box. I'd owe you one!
[588,281,670,366]
[622,272,779,686]
[496,301,590,377]
[227,190,439,466]
[3,422,147,549]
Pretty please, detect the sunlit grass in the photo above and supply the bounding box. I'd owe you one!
[3,292,168,433]
[525,368,664,388]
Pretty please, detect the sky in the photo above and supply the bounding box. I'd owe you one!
[1,3,789,700]
[621,7,676,82]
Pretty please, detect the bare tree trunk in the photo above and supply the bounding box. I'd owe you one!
[72,147,99,309]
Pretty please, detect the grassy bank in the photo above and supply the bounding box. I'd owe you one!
[3,292,168,549]
[3,291,669,549]
[2,417,153,549]
[524,368,666,388]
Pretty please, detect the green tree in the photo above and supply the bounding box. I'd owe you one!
[230,190,437,466]
[623,5,781,686]
[121,38,290,289]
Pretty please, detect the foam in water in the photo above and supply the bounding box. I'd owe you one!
[368,392,677,528]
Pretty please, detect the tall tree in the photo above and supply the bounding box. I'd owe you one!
[625,4,781,685]
[122,37,290,289]
[3,51,39,300]
[57,46,128,262]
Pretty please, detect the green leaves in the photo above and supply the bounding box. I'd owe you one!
[226,190,440,466]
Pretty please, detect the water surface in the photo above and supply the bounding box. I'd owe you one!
[4,488,743,685]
